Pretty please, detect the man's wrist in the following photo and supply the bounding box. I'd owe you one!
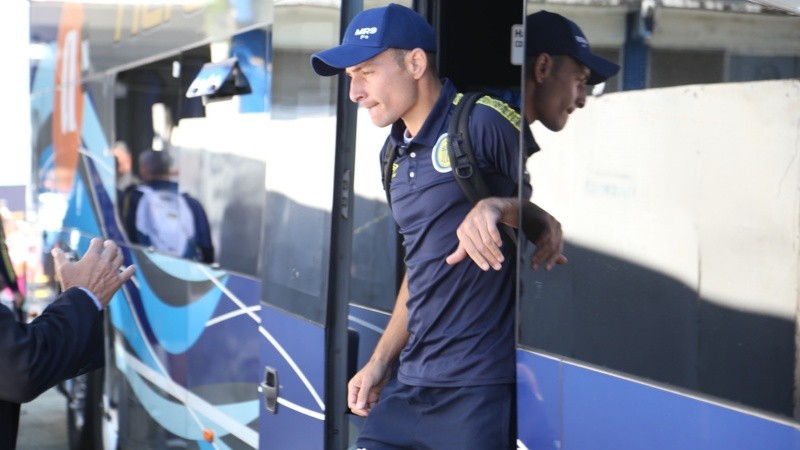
[77,287,103,311]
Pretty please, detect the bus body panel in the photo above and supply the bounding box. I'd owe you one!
[259,304,326,449]
[517,350,800,450]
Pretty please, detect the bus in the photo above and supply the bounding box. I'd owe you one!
[27,0,800,448]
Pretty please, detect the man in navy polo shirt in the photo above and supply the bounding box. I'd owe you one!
[311,4,618,449]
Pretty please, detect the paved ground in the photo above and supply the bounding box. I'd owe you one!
[17,386,69,449]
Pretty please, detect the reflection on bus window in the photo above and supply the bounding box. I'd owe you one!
[114,32,269,275]
[120,149,214,263]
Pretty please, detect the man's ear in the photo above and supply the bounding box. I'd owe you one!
[532,53,552,83]
[406,48,428,79]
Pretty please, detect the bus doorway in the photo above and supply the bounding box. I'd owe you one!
[336,0,526,448]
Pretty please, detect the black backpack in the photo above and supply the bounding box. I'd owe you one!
[381,91,536,209]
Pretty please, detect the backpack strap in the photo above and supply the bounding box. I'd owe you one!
[182,192,215,263]
[447,91,491,205]
[382,91,493,209]
[381,137,399,208]
[449,91,522,244]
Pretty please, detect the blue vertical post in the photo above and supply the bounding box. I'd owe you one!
[623,10,649,91]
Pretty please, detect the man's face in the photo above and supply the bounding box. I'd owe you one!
[346,50,417,128]
[526,55,589,132]
[113,147,132,174]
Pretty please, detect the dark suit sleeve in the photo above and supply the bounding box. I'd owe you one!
[0,287,104,403]
[0,220,19,293]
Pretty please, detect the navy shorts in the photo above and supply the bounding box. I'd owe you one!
[356,378,514,450]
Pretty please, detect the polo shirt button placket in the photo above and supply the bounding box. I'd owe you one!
[409,151,417,186]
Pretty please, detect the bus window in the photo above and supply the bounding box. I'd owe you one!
[115,33,269,276]
[256,0,341,324]
[518,1,800,433]
[347,0,414,314]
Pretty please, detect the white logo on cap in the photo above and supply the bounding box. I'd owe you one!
[355,27,378,40]
[575,36,588,47]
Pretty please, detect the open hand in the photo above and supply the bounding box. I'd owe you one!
[52,238,135,307]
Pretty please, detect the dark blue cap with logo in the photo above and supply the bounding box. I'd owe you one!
[311,3,436,76]
[527,10,620,85]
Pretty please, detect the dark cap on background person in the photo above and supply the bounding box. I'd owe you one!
[311,3,436,76]
[526,10,620,85]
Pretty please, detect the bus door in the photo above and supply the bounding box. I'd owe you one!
[264,0,527,448]
[338,1,527,448]
[255,1,340,448]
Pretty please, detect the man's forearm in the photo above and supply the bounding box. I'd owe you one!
[521,201,550,241]
[368,273,410,368]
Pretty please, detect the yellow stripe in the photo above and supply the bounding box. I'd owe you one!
[452,93,522,131]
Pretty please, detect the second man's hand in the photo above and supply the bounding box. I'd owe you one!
[522,202,568,270]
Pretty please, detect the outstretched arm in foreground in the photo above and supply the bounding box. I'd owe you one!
[0,238,134,403]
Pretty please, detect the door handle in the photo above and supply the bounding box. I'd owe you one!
[259,366,278,413]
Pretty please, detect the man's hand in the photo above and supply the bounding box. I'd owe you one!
[347,360,391,417]
[52,238,135,307]
[446,198,568,271]
[522,202,567,270]
[446,198,508,271]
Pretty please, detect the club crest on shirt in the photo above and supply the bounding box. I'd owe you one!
[432,133,451,173]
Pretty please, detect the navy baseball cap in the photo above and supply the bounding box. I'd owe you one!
[311,3,436,76]
[526,10,620,85]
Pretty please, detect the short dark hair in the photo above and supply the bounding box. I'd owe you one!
[139,150,172,176]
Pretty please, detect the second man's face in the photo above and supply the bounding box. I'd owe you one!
[527,55,590,132]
